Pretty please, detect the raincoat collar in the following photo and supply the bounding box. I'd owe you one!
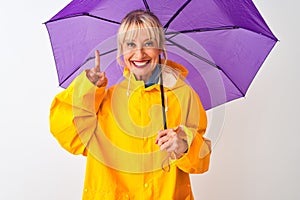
[145,65,161,88]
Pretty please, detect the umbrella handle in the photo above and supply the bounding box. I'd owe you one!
[159,55,167,130]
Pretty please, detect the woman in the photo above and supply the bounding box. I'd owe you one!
[50,9,211,199]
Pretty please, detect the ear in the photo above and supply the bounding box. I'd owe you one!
[158,47,163,55]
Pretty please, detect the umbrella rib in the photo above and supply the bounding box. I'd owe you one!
[164,0,191,29]
[166,26,239,35]
[45,13,120,25]
[60,48,117,87]
[166,26,278,41]
[82,13,121,24]
[166,38,246,96]
[143,0,150,11]
[166,38,219,69]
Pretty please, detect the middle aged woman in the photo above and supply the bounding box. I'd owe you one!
[50,9,211,199]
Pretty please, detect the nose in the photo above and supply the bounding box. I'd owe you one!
[135,47,145,59]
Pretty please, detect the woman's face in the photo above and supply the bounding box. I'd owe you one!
[122,28,161,82]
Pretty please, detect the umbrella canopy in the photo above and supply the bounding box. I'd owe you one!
[45,0,278,110]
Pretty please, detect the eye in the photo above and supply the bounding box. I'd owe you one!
[145,41,154,47]
[126,42,136,48]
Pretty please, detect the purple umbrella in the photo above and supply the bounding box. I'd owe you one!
[45,0,278,110]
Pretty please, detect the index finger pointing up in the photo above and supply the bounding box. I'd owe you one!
[95,50,101,72]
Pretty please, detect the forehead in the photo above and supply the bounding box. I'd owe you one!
[122,24,158,41]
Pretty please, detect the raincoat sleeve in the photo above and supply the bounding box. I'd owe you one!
[175,89,211,174]
[49,72,107,156]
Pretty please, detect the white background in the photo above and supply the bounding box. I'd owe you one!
[0,0,299,199]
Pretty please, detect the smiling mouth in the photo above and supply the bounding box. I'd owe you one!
[131,60,150,68]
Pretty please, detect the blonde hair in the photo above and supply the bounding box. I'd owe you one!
[117,9,167,66]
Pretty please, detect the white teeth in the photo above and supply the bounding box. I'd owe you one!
[133,61,148,66]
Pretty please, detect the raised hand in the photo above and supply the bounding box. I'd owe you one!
[86,50,107,87]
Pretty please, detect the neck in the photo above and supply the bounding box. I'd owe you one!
[135,74,151,82]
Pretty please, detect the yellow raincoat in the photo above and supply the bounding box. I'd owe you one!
[50,60,211,199]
